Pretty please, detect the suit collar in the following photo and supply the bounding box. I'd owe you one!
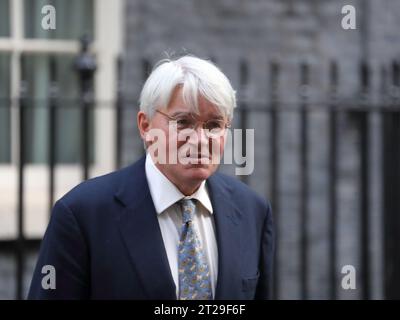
[114,155,148,208]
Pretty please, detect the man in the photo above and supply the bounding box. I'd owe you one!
[28,55,274,300]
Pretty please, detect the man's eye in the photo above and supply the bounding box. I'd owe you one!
[206,121,224,130]
[176,118,192,127]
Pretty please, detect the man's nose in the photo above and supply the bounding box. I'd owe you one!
[193,125,209,143]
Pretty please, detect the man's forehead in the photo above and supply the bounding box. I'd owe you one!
[166,86,225,117]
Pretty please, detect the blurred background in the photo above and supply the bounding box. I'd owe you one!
[0,0,399,300]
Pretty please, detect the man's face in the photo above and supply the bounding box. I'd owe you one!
[138,86,229,194]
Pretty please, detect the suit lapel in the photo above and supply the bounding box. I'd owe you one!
[207,174,243,300]
[115,156,176,299]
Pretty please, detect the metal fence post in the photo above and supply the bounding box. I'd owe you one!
[328,60,339,300]
[74,35,97,181]
[48,56,58,217]
[16,61,27,300]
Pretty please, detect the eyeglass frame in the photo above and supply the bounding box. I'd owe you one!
[155,109,231,135]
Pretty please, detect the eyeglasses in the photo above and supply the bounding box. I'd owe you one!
[155,109,231,137]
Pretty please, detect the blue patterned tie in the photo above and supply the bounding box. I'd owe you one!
[178,199,213,300]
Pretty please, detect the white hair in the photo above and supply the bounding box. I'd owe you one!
[139,55,236,120]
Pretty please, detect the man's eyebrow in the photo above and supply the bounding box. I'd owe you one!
[170,111,192,117]
[170,110,224,119]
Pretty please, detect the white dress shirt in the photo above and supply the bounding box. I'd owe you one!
[145,153,218,299]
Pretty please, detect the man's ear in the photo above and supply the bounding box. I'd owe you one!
[137,111,151,141]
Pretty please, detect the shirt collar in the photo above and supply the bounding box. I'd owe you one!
[145,153,213,215]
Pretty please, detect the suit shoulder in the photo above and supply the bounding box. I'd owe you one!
[59,164,134,209]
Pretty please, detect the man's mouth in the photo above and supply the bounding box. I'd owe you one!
[182,152,211,164]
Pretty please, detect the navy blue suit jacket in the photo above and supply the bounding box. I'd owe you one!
[28,156,274,299]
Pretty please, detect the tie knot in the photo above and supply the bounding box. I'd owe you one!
[180,199,196,223]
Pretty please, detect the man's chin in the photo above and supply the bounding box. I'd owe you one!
[182,164,213,180]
